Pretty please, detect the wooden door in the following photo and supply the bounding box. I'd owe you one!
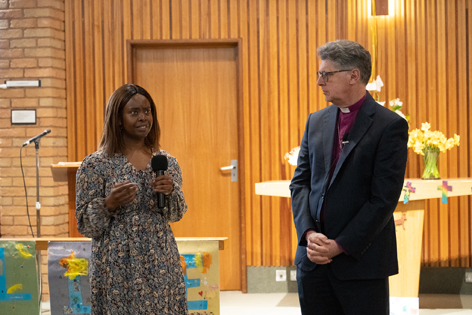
[130,41,242,290]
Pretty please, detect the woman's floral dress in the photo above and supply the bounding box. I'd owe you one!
[75,149,188,315]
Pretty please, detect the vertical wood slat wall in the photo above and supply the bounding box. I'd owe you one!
[347,0,472,268]
[66,0,472,268]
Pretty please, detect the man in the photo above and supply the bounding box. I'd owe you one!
[290,40,408,314]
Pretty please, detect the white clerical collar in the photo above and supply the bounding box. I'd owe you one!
[339,107,350,113]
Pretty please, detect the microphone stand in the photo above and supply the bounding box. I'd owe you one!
[34,139,41,237]
[33,139,42,307]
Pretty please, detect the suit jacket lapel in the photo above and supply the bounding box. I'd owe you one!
[322,105,338,172]
[328,94,376,188]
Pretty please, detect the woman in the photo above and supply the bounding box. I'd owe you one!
[75,84,188,314]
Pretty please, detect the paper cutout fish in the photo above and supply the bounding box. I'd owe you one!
[60,252,89,280]
[15,243,33,258]
[7,284,23,294]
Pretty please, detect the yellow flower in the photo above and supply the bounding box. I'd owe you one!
[408,122,459,156]
[445,138,454,150]
[421,122,431,132]
[438,142,446,152]
[413,142,425,154]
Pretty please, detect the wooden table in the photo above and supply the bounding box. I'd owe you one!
[255,178,472,298]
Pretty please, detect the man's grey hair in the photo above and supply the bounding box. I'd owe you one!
[317,40,372,85]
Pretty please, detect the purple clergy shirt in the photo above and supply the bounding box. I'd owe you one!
[301,92,367,252]
[329,92,367,178]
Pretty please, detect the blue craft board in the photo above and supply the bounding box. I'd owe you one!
[0,240,39,314]
[48,242,92,315]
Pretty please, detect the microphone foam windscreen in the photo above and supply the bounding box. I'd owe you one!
[151,155,168,172]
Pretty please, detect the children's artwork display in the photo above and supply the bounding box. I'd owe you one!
[48,241,92,315]
[176,240,221,315]
[0,240,39,314]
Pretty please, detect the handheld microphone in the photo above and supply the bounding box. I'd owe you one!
[151,155,168,209]
[342,132,349,146]
[22,129,51,147]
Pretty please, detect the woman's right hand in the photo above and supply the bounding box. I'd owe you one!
[104,180,138,212]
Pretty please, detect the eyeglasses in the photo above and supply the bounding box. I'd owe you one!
[316,69,353,82]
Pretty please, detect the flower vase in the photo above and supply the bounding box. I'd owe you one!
[422,148,440,180]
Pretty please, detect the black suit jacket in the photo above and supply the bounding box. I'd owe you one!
[290,92,409,280]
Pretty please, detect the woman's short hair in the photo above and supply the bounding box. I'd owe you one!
[98,84,160,155]
[317,40,372,85]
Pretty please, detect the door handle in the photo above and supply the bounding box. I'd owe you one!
[220,160,238,182]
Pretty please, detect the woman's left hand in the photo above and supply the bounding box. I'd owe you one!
[149,175,174,195]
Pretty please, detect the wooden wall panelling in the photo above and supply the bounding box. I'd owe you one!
[84,0,96,155]
[375,17,385,96]
[287,0,297,155]
[386,15,396,103]
[416,0,426,147]
[437,0,450,267]
[238,0,253,267]
[316,0,327,113]
[307,0,317,114]
[189,0,198,39]
[446,0,459,268]
[171,0,181,39]
[102,0,112,117]
[288,0,301,265]
[298,0,308,141]
[259,0,271,266]
[424,0,439,267]
[406,0,417,177]
[210,0,220,39]
[200,0,209,38]
[347,0,356,42]
[360,0,370,53]
[278,0,296,265]
[335,0,347,39]
[161,0,171,39]
[220,0,229,39]
[237,36,248,294]
[457,0,469,267]
[247,0,262,266]
[65,0,76,162]
[123,0,132,80]
[229,0,238,38]
[326,0,336,41]
[143,0,152,39]
[151,0,161,39]
[393,0,406,132]
[268,0,281,267]
[130,0,140,39]
[65,0,472,272]
[93,0,104,146]
[74,0,85,160]
[468,0,472,267]
[116,2,125,87]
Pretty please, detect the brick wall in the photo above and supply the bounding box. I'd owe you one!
[0,0,67,302]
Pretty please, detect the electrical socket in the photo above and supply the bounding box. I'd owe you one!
[465,271,472,283]
[290,270,297,281]
[276,269,286,282]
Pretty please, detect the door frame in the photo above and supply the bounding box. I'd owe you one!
[126,39,247,292]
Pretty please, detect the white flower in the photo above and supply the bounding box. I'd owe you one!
[366,75,384,92]
[284,147,300,166]
[389,98,403,108]
[376,101,386,106]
